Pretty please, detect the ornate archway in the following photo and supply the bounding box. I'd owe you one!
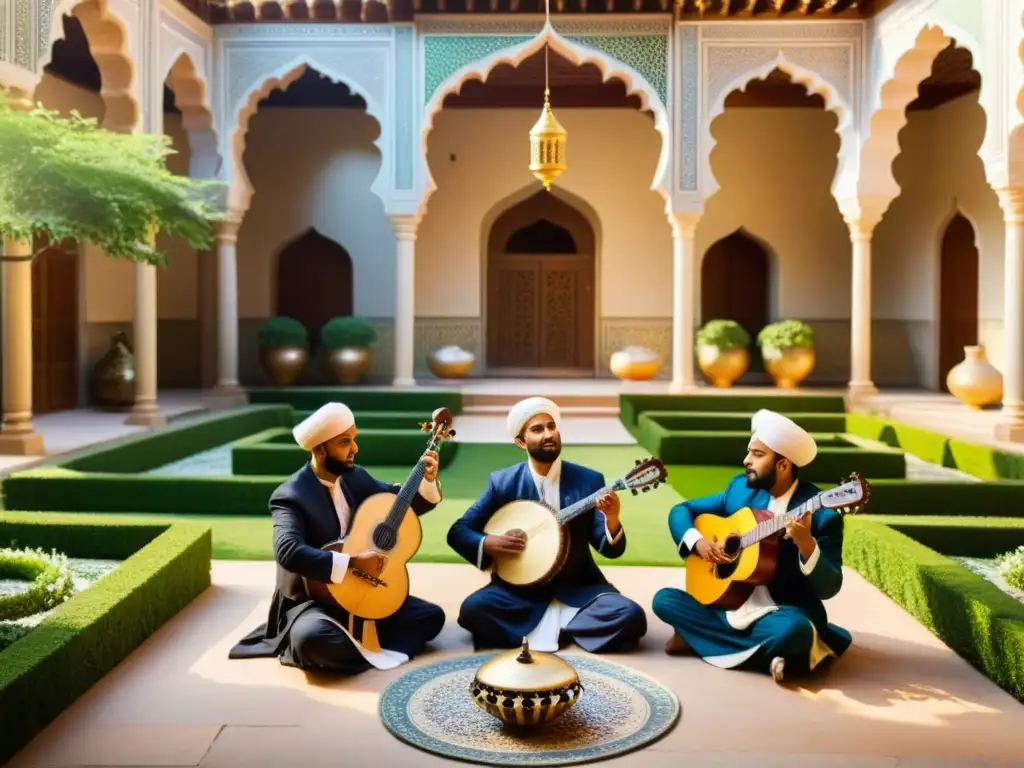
[486,191,596,374]
[164,53,222,179]
[275,228,354,348]
[938,211,979,391]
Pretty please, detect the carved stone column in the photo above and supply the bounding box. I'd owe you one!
[214,219,245,401]
[667,212,702,393]
[126,227,166,427]
[391,215,418,387]
[996,187,1024,441]
[0,89,45,455]
[845,209,883,402]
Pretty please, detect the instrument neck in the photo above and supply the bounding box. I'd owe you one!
[554,484,614,526]
[738,493,821,549]
[384,434,440,529]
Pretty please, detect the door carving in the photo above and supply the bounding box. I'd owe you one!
[31,239,79,413]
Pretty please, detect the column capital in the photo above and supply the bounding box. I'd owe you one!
[390,214,420,241]
[838,195,888,240]
[214,218,242,244]
[995,187,1024,224]
[666,211,701,238]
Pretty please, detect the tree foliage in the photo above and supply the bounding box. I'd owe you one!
[0,90,224,266]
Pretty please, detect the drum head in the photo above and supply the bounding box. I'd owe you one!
[485,500,562,585]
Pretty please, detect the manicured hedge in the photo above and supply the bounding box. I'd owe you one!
[857,514,1024,556]
[0,515,211,763]
[619,393,845,430]
[845,518,1024,703]
[231,427,459,476]
[640,410,847,434]
[249,387,463,414]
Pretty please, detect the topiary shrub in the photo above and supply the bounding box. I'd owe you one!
[0,547,76,623]
[320,316,377,349]
[257,316,308,348]
[696,319,751,350]
[998,545,1024,591]
[757,319,815,352]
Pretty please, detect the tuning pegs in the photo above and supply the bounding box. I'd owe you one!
[631,488,638,496]
[653,481,659,488]
[635,459,641,466]
[641,486,650,493]
[449,429,457,438]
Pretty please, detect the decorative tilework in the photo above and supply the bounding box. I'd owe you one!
[13,0,28,68]
[37,0,56,69]
[699,22,861,40]
[216,23,393,40]
[679,25,699,191]
[394,25,414,191]
[416,18,669,37]
[423,35,531,105]
[564,34,668,106]
[1,0,7,61]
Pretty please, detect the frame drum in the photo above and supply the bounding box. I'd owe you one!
[483,500,567,586]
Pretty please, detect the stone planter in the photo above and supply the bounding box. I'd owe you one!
[327,346,372,384]
[946,345,1003,409]
[697,346,749,388]
[259,345,308,386]
[763,346,815,389]
[427,345,475,378]
[610,346,662,381]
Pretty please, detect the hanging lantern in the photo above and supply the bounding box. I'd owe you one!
[529,86,567,191]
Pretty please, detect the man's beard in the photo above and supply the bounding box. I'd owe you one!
[528,441,561,464]
[745,465,776,490]
[322,454,355,476]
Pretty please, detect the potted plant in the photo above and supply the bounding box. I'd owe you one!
[757,319,816,388]
[695,320,751,387]
[320,315,377,384]
[257,316,309,385]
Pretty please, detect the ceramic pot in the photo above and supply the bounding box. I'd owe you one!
[610,347,662,381]
[427,347,475,378]
[697,346,749,388]
[763,346,815,389]
[91,332,135,409]
[946,345,1003,409]
[327,346,371,384]
[260,346,308,386]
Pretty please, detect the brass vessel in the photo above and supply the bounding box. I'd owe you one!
[610,347,662,381]
[697,346,749,388]
[947,345,1003,410]
[470,638,583,727]
[327,346,371,384]
[259,346,308,386]
[763,346,815,388]
[91,332,135,409]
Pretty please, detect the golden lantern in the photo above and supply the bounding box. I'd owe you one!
[529,0,566,191]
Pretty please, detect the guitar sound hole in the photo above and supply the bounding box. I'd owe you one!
[372,523,397,551]
[722,534,742,558]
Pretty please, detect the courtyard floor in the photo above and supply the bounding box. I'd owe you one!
[7,561,1024,767]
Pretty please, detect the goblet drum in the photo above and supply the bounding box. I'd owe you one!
[470,638,584,727]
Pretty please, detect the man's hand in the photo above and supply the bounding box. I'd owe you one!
[596,492,622,536]
[483,529,527,556]
[351,551,386,578]
[421,450,439,483]
[694,538,731,564]
[786,510,817,560]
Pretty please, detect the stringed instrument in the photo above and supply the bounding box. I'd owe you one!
[684,473,869,609]
[304,407,456,643]
[483,457,668,587]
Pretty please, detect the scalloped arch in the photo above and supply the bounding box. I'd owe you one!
[702,53,853,201]
[165,52,223,179]
[39,0,139,132]
[418,29,671,217]
[227,58,386,214]
[1004,10,1024,188]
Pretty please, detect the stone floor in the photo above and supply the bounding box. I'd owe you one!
[7,562,1024,768]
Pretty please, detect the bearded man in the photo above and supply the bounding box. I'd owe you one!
[651,409,851,683]
[447,396,647,653]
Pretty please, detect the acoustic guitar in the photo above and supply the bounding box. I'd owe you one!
[684,473,869,609]
[483,457,668,587]
[305,407,456,650]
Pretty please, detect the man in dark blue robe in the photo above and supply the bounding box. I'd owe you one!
[652,409,851,683]
[229,402,446,674]
[447,397,647,653]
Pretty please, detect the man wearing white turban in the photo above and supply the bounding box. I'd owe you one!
[447,396,647,653]
[229,402,446,675]
[651,409,850,683]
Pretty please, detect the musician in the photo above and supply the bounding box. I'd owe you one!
[229,402,446,675]
[447,396,647,653]
[651,409,851,683]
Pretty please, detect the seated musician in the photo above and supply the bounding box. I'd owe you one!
[447,396,647,653]
[651,409,851,683]
[229,402,446,674]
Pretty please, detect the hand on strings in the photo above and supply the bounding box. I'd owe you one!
[785,510,814,548]
[483,529,528,556]
[351,551,386,578]
[421,450,439,483]
[595,492,621,518]
[694,538,731,564]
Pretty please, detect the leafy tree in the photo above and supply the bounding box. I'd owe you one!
[0,89,224,266]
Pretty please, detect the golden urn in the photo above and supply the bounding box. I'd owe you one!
[427,345,476,378]
[946,345,1003,410]
[763,346,815,389]
[697,346,750,388]
[326,346,371,384]
[610,346,662,381]
[470,638,583,727]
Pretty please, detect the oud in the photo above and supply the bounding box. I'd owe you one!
[483,457,668,587]
[684,473,869,609]
[305,407,456,630]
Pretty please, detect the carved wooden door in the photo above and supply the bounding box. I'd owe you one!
[32,244,79,413]
[939,213,978,391]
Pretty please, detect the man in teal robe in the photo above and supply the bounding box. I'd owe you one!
[652,409,852,683]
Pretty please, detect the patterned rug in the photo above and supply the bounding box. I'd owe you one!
[379,652,681,766]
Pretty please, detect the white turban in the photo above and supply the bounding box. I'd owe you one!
[293,402,355,451]
[751,409,817,467]
[507,397,560,440]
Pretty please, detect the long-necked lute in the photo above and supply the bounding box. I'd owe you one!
[483,457,667,587]
[684,473,869,609]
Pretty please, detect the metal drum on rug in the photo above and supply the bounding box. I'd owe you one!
[379,652,681,766]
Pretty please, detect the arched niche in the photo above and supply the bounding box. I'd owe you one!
[701,229,772,371]
[485,191,596,374]
[938,211,979,391]
[274,228,354,347]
